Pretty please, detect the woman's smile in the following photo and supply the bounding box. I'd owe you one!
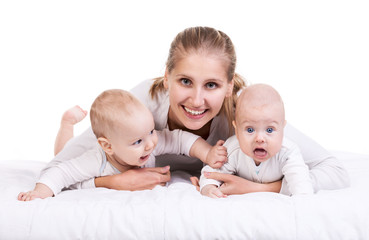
[183,106,207,117]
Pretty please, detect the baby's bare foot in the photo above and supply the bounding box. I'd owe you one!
[61,105,87,126]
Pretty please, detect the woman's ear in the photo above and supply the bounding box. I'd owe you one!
[98,137,114,155]
[163,69,169,89]
[226,77,235,98]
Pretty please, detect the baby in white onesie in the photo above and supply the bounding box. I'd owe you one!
[200,84,313,198]
[18,89,227,201]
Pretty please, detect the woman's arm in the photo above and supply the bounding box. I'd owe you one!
[284,123,350,192]
[94,166,171,190]
[191,173,281,194]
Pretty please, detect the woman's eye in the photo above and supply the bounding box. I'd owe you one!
[133,139,142,145]
[266,128,274,133]
[206,82,218,89]
[180,78,191,86]
[247,128,254,133]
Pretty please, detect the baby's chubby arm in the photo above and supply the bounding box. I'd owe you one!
[155,129,227,168]
[37,147,103,196]
[199,165,229,198]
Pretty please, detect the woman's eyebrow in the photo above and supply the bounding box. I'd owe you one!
[175,73,192,79]
[175,74,223,83]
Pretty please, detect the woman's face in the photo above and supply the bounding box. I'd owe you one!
[164,53,234,131]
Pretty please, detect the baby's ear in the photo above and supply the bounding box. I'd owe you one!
[98,137,113,155]
[232,120,237,130]
[232,120,236,129]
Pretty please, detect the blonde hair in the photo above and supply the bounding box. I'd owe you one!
[149,26,246,135]
[90,89,142,138]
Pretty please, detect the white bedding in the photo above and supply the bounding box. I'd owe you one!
[1,151,368,240]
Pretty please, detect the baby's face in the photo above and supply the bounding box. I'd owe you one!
[234,103,285,165]
[109,108,158,168]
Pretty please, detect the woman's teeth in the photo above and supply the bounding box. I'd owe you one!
[184,107,206,115]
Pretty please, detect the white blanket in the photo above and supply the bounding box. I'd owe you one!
[1,151,368,240]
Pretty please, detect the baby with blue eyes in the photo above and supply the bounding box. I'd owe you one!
[199,84,314,198]
[19,89,227,201]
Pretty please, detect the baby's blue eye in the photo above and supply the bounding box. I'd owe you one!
[266,128,274,133]
[247,128,254,133]
[149,130,154,135]
[133,139,142,145]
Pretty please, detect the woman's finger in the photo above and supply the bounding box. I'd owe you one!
[204,171,232,182]
[146,166,170,174]
[190,176,200,191]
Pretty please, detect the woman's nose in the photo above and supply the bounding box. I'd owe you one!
[191,88,205,107]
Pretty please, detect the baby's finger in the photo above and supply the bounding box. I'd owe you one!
[218,150,228,158]
[215,140,225,146]
[209,192,220,199]
[212,160,227,168]
[214,190,227,198]
[21,194,28,201]
[17,192,24,201]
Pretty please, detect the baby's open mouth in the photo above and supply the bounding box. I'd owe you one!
[254,148,267,158]
[183,106,207,116]
[140,155,149,161]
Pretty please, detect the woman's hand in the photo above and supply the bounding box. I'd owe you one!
[191,172,282,195]
[95,166,171,191]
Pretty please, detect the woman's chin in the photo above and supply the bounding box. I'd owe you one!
[182,120,208,131]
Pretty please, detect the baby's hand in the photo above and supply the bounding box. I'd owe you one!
[206,140,227,169]
[18,183,53,201]
[201,184,227,198]
[18,190,44,201]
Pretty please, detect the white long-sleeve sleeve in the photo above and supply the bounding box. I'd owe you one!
[37,145,108,195]
[38,127,97,188]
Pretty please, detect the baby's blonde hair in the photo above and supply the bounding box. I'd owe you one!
[90,89,142,138]
[149,26,246,136]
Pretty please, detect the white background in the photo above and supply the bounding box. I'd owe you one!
[1,0,368,162]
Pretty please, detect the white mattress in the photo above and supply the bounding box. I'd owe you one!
[1,151,368,239]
